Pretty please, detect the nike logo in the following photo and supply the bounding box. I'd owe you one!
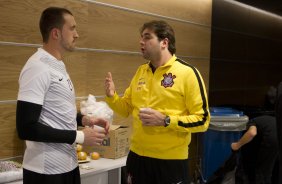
[59,77,63,81]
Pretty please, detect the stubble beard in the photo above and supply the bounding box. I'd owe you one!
[62,41,75,52]
[142,49,154,61]
[142,53,150,60]
[143,50,160,62]
[60,34,76,52]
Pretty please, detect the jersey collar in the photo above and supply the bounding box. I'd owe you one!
[147,54,176,71]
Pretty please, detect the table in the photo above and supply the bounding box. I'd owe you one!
[80,157,126,184]
[7,157,127,184]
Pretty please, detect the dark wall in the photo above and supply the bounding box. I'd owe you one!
[209,0,282,108]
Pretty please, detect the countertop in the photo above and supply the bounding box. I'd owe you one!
[6,156,127,184]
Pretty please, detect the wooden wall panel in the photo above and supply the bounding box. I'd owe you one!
[0,0,88,46]
[97,0,212,25]
[170,21,211,57]
[0,0,41,43]
[187,59,210,90]
[210,59,282,106]
[212,30,247,60]
[86,4,143,52]
[212,0,282,40]
[211,61,247,90]
[0,104,24,158]
[86,4,211,57]
[0,46,36,101]
[210,0,282,107]
[209,88,268,107]
[85,53,145,96]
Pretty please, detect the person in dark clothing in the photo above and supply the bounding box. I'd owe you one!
[276,82,282,184]
[231,115,278,184]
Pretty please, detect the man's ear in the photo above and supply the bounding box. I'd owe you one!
[161,38,169,49]
[50,28,60,40]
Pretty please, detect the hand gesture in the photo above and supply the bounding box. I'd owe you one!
[139,108,166,126]
[82,116,110,134]
[82,127,107,146]
[105,72,115,97]
[90,117,110,134]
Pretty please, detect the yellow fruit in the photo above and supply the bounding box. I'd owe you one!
[90,152,100,160]
[77,151,87,160]
[76,144,83,152]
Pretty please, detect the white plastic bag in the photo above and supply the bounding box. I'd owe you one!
[80,94,113,123]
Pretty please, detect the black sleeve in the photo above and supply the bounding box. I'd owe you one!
[16,100,76,144]
[76,112,83,127]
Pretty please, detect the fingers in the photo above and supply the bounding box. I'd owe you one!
[139,107,152,114]
[92,132,107,145]
[95,131,107,139]
[107,72,112,80]
[105,72,112,83]
[104,124,110,134]
[139,113,150,119]
[82,127,108,146]
[91,118,110,134]
[105,72,115,97]
[139,108,166,126]
[139,108,153,122]
[93,137,104,145]
[94,118,108,126]
[93,125,105,133]
[139,109,151,126]
[139,109,152,120]
[139,113,153,126]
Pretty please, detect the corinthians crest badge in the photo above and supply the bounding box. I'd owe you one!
[161,73,176,88]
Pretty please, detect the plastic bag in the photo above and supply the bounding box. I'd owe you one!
[80,94,113,123]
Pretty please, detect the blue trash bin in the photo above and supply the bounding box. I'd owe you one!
[202,108,248,181]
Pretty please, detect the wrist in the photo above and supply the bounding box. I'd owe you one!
[75,130,84,144]
[164,115,170,127]
[109,92,114,97]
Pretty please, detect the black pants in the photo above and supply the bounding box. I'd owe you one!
[23,166,81,184]
[126,151,189,184]
[241,138,278,184]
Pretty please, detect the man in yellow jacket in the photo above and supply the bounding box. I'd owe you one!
[105,20,210,184]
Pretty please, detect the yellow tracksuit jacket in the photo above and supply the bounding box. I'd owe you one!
[106,55,210,159]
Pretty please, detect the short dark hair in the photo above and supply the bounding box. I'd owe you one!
[140,20,176,55]
[39,7,73,43]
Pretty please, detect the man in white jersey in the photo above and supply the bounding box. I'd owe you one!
[16,7,109,184]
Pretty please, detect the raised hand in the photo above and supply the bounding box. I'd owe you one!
[105,72,115,97]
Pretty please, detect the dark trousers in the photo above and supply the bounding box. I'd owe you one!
[125,150,189,184]
[241,139,278,184]
[23,166,81,184]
